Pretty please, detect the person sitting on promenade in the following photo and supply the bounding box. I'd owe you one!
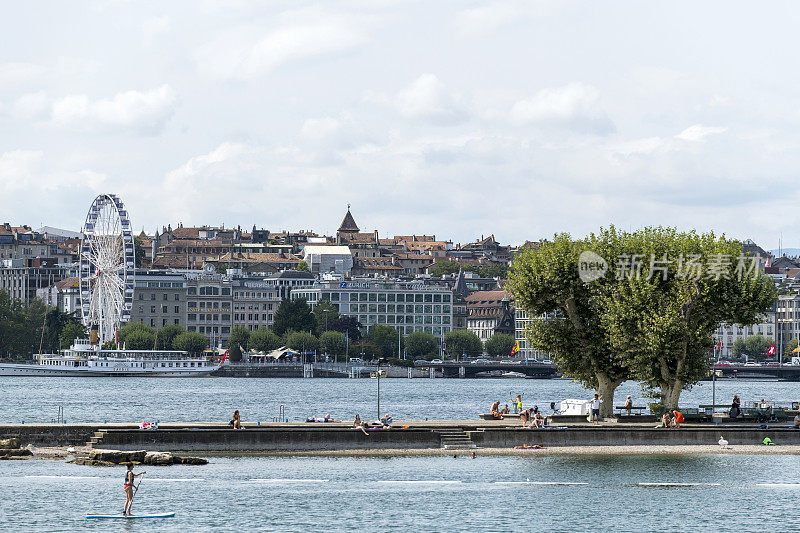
[380,414,393,428]
[624,395,633,416]
[532,406,545,428]
[490,401,503,419]
[231,410,241,429]
[793,412,800,429]
[730,395,741,419]
[501,404,510,415]
[658,412,670,428]
[670,410,684,428]
[353,414,369,435]
[520,408,532,428]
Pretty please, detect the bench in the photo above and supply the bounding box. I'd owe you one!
[478,413,521,420]
[614,406,647,415]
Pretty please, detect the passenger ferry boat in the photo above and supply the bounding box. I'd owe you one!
[0,339,222,377]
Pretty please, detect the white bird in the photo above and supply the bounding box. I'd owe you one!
[718,436,729,448]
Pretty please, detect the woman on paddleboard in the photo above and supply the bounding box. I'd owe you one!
[123,463,146,516]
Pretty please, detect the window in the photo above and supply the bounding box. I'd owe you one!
[359,293,368,301]
[188,287,197,295]
[424,294,432,303]
[188,301,196,307]
[443,294,451,303]
[138,293,143,300]
[368,293,377,302]
[415,294,423,302]
[175,294,180,301]
[387,293,395,302]
[162,305,167,313]
[222,288,231,296]
[174,306,179,313]
[151,306,156,313]
[150,294,156,300]
[378,293,386,302]
[331,293,339,301]
[433,294,442,303]
[163,293,168,301]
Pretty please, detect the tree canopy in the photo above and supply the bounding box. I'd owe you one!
[228,325,251,351]
[286,330,319,353]
[404,331,438,359]
[443,330,482,358]
[250,327,282,353]
[173,331,208,355]
[366,325,401,358]
[485,333,516,358]
[155,324,185,350]
[320,331,346,358]
[272,298,317,337]
[731,335,774,362]
[508,226,776,414]
[327,315,362,342]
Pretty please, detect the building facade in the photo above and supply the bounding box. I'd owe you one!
[232,279,281,331]
[291,279,454,340]
[0,258,74,304]
[131,271,188,330]
[465,290,515,341]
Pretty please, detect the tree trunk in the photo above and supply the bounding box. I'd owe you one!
[660,380,684,411]
[596,373,622,418]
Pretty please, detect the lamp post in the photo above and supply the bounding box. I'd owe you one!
[377,357,387,419]
[712,343,722,413]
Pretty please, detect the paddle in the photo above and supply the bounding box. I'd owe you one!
[131,472,146,505]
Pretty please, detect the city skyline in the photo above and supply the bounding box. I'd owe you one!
[3,2,800,248]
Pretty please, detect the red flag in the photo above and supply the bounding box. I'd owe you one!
[221,349,229,363]
[767,343,776,357]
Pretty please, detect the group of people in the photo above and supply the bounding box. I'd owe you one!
[657,409,684,428]
[520,406,546,428]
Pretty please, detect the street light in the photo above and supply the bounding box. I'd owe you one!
[376,357,387,419]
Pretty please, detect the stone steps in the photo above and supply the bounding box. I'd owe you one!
[85,430,106,449]
[437,429,476,449]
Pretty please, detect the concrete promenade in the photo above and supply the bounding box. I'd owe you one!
[3,419,799,453]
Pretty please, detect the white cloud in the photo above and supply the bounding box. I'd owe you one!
[675,124,727,142]
[453,1,556,38]
[0,149,106,194]
[0,62,46,89]
[11,91,49,119]
[196,13,370,81]
[300,116,342,140]
[49,85,177,134]
[393,74,469,125]
[510,82,614,134]
[142,15,171,45]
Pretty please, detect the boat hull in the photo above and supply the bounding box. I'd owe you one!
[0,363,220,377]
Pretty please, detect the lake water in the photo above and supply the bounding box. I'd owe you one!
[3,453,800,531]
[0,376,796,424]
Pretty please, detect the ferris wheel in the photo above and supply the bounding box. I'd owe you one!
[79,194,135,344]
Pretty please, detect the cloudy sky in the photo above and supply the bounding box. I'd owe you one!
[2,1,799,248]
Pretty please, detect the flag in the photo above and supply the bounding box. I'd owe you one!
[793,346,800,354]
[767,343,776,357]
[221,349,229,363]
[344,330,348,342]
[511,341,520,356]
[714,341,722,352]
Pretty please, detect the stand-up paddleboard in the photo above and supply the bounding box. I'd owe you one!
[85,513,175,519]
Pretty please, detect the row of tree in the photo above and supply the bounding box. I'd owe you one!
[729,335,799,362]
[0,290,85,359]
[112,322,209,355]
[507,227,776,416]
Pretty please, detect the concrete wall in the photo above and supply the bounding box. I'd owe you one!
[100,428,442,452]
[468,427,800,447]
[0,424,121,446]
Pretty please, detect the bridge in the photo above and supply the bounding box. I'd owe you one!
[413,361,559,378]
[710,364,800,381]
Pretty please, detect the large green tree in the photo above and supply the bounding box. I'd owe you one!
[319,331,346,359]
[596,227,775,410]
[126,330,156,350]
[155,324,185,350]
[327,316,362,342]
[250,327,282,353]
[286,330,319,353]
[0,290,28,358]
[173,331,208,355]
[731,335,774,362]
[272,298,317,337]
[313,301,339,334]
[228,325,251,351]
[443,330,482,358]
[405,331,438,359]
[366,325,402,358]
[485,333,516,358]
[59,322,85,349]
[507,232,630,417]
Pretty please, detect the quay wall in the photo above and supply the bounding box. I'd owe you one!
[468,427,800,448]
[99,428,441,452]
[0,424,129,446]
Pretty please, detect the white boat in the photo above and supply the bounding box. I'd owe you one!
[0,339,221,377]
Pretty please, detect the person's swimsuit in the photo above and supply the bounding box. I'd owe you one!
[124,471,134,490]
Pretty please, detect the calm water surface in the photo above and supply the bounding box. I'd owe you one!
[2,454,800,532]
[0,376,796,423]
